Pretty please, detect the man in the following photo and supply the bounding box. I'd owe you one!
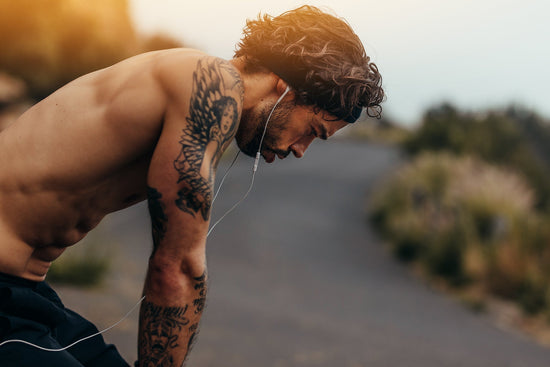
[0,5,383,367]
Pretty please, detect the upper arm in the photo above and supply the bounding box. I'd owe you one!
[146,56,243,257]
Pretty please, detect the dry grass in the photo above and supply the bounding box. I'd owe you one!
[370,153,550,316]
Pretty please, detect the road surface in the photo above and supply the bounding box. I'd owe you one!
[56,140,550,366]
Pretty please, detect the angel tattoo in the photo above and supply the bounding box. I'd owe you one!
[173,58,240,221]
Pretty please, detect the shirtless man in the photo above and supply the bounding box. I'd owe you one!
[0,6,383,367]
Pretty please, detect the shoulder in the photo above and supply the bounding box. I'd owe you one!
[155,50,244,108]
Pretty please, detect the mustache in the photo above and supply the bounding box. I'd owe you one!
[243,130,290,159]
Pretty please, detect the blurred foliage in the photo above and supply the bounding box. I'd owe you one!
[47,251,110,288]
[373,103,550,318]
[370,153,550,315]
[343,115,412,144]
[47,235,113,288]
[403,103,550,211]
[0,0,183,99]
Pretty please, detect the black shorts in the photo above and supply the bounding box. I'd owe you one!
[0,272,130,367]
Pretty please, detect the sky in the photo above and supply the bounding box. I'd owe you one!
[129,0,550,126]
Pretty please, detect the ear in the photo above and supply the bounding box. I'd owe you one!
[275,78,292,98]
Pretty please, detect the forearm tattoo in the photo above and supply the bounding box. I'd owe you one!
[139,302,190,367]
[139,271,208,367]
[185,271,208,364]
[192,272,207,314]
[141,58,237,366]
[173,58,242,220]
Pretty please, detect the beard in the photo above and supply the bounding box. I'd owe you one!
[237,100,293,158]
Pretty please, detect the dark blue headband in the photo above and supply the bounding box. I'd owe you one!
[345,106,362,123]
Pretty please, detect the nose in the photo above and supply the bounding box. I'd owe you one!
[290,135,315,158]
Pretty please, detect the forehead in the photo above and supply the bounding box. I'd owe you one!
[291,104,349,136]
[313,109,348,135]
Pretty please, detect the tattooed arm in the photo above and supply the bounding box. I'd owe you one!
[138,56,242,367]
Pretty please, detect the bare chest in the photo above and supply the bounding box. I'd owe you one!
[0,154,151,248]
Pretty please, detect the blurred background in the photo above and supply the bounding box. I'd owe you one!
[2,0,550,366]
[2,0,549,125]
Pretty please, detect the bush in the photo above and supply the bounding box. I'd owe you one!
[342,115,411,144]
[370,153,550,313]
[0,0,137,99]
[0,0,184,99]
[46,236,112,288]
[47,253,110,288]
[403,103,550,211]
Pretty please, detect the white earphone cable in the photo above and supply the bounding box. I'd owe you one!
[0,86,291,352]
[0,296,145,352]
[212,149,240,205]
[208,85,290,236]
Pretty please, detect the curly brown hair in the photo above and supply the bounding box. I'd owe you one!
[235,5,384,121]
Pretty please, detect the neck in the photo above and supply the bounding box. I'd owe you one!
[229,58,278,111]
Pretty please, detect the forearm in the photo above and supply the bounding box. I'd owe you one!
[137,260,207,367]
[137,55,242,366]
[140,184,209,367]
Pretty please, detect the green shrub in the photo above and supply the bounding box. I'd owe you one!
[47,253,110,288]
[387,212,427,262]
[518,278,548,315]
[423,226,466,286]
[47,236,112,288]
[370,153,550,314]
[343,116,411,144]
[403,103,550,211]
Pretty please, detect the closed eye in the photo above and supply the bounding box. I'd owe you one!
[317,124,328,140]
[309,118,328,140]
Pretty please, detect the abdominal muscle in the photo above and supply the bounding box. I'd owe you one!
[0,125,153,281]
[27,246,68,281]
[0,222,72,282]
[0,188,129,282]
[0,49,171,282]
[0,182,148,282]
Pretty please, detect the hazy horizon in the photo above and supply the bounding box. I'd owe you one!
[130,0,550,126]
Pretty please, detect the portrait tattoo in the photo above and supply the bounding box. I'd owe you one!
[139,301,191,367]
[147,186,167,254]
[173,58,242,221]
[139,271,208,366]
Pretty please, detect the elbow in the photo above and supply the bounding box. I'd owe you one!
[146,251,206,299]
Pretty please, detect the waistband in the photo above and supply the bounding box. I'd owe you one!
[0,272,65,326]
[0,272,40,289]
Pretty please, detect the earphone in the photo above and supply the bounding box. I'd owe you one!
[253,85,291,172]
[208,84,290,236]
[0,85,292,353]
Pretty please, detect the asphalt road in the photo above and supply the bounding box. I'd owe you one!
[56,140,550,366]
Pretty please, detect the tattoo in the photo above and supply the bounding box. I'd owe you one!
[183,323,199,366]
[139,302,190,367]
[181,271,207,366]
[220,62,245,103]
[188,323,199,335]
[174,177,212,221]
[147,186,167,254]
[192,271,207,314]
[139,271,208,366]
[173,58,242,221]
